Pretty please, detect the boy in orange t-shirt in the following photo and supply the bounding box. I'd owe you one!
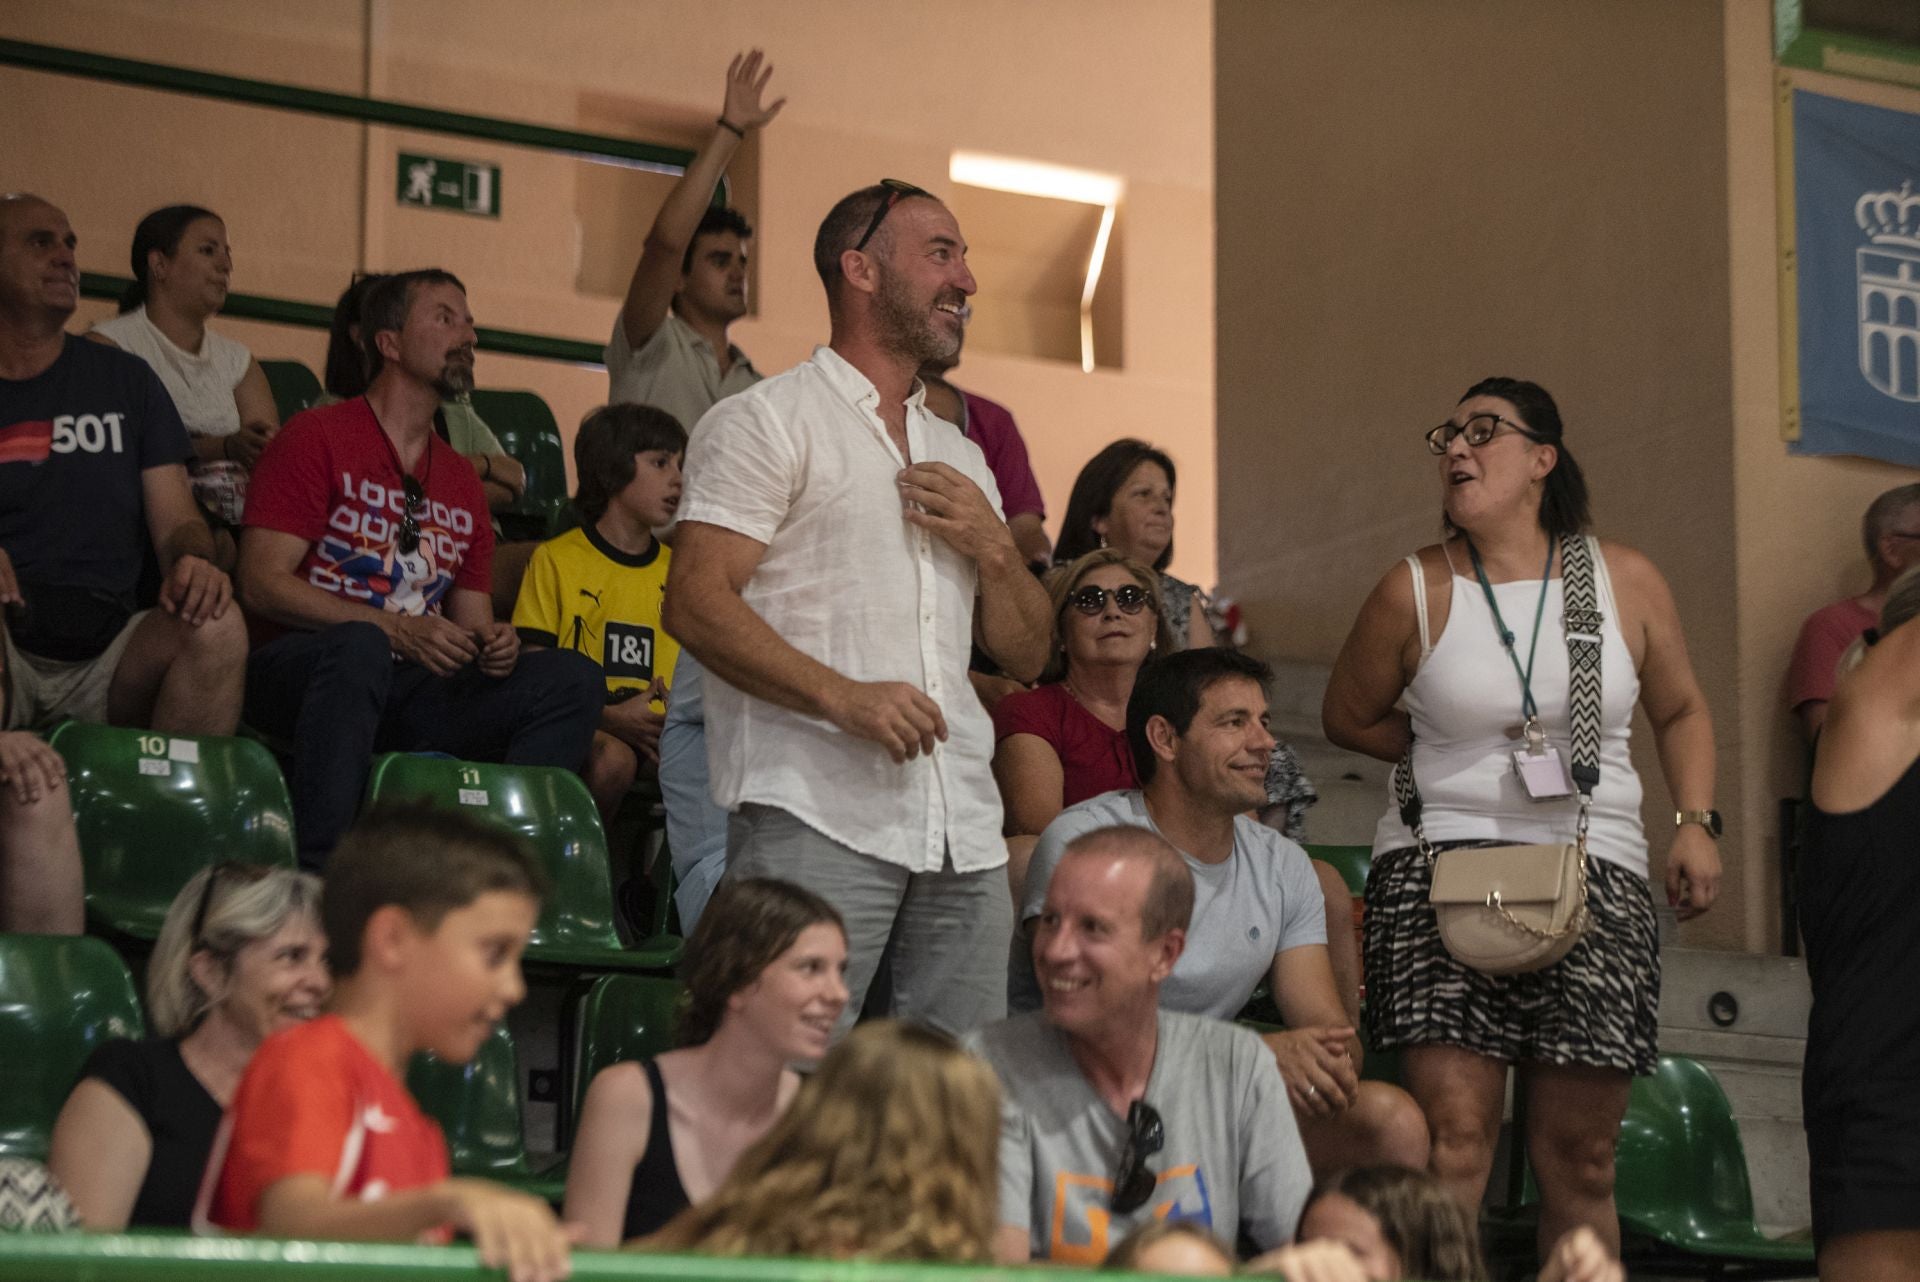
[196,805,573,1282]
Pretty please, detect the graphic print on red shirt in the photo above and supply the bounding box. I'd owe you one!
[243,398,492,630]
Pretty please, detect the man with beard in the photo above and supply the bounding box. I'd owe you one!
[664,183,1053,1037]
[238,270,603,868]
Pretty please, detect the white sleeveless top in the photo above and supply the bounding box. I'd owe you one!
[92,306,249,437]
[1369,537,1648,878]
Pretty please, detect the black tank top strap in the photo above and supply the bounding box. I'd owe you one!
[618,1059,692,1241]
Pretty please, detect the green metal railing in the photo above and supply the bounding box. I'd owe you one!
[78,273,604,366]
[2,37,714,367]
[0,1236,1036,1282]
[0,39,694,174]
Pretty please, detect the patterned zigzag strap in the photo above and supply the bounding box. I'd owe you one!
[1558,532,1604,800]
[1392,533,1606,841]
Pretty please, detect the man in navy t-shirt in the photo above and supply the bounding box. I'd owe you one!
[0,194,245,738]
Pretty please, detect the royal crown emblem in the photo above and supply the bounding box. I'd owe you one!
[1857,180,1920,401]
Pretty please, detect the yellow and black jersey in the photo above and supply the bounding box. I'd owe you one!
[512,525,679,697]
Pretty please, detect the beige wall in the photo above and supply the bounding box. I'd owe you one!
[1724,3,1920,950]
[1,0,1216,586]
[1216,0,1747,948]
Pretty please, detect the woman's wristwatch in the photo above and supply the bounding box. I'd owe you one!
[1675,809,1723,838]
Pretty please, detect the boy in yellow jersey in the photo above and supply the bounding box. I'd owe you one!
[513,404,685,820]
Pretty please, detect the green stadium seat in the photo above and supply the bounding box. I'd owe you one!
[1303,843,1372,895]
[362,754,680,974]
[408,1023,564,1205]
[563,973,684,1143]
[469,389,571,542]
[0,934,144,1160]
[260,359,322,420]
[1482,1055,1813,1280]
[48,722,297,940]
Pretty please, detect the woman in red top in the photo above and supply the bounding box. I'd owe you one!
[991,549,1174,897]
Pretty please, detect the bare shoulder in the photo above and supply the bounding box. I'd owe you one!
[584,1059,654,1113]
[83,330,119,349]
[1592,538,1663,588]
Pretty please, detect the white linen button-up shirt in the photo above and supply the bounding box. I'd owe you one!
[676,345,1008,873]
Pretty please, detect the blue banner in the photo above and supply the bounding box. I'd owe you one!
[1793,90,1920,464]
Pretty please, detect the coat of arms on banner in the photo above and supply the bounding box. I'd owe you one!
[1792,90,1920,465]
[1858,181,1920,402]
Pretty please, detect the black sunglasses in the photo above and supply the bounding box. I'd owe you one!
[398,475,427,555]
[853,178,935,253]
[189,861,271,952]
[1111,1099,1165,1213]
[1067,584,1153,617]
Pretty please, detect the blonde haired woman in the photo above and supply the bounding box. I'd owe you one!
[49,864,326,1228]
[646,1020,1000,1261]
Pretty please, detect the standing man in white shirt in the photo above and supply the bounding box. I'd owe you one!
[664,180,1053,1036]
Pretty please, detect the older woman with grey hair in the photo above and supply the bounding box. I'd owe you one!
[48,864,326,1229]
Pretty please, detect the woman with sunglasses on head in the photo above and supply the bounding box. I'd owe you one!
[87,206,280,553]
[992,549,1174,898]
[645,1019,1001,1261]
[1323,377,1718,1265]
[564,877,850,1246]
[47,864,327,1230]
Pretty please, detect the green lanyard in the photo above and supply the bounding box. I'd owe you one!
[1466,537,1555,726]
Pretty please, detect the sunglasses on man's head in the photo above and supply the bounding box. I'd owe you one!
[398,475,427,555]
[852,178,935,253]
[1110,1099,1164,1214]
[1067,584,1153,617]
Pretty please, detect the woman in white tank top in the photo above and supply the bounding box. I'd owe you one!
[1323,378,1719,1268]
[88,205,280,536]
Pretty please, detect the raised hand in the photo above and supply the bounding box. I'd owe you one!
[721,49,786,133]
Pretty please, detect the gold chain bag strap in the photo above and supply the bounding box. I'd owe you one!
[1390,533,1603,976]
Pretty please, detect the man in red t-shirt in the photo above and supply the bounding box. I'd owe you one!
[237,271,602,867]
[1787,483,1920,742]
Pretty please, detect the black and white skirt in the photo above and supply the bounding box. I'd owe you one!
[1362,839,1660,1076]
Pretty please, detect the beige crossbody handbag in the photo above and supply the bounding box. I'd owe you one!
[1391,533,1603,976]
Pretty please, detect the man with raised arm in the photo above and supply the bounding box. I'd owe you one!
[611,51,781,931]
[239,270,603,869]
[605,49,781,436]
[664,181,1052,1037]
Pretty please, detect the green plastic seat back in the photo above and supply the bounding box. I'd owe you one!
[50,722,298,940]
[260,359,322,421]
[407,1023,528,1178]
[566,974,684,1141]
[1303,843,1373,895]
[1614,1055,1766,1243]
[469,389,570,540]
[363,754,619,956]
[0,934,144,1159]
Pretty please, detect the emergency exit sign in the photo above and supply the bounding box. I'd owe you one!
[396,153,501,218]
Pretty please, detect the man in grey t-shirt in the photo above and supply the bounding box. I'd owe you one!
[1013,649,1429,1177]
[969,824,1310,1264]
